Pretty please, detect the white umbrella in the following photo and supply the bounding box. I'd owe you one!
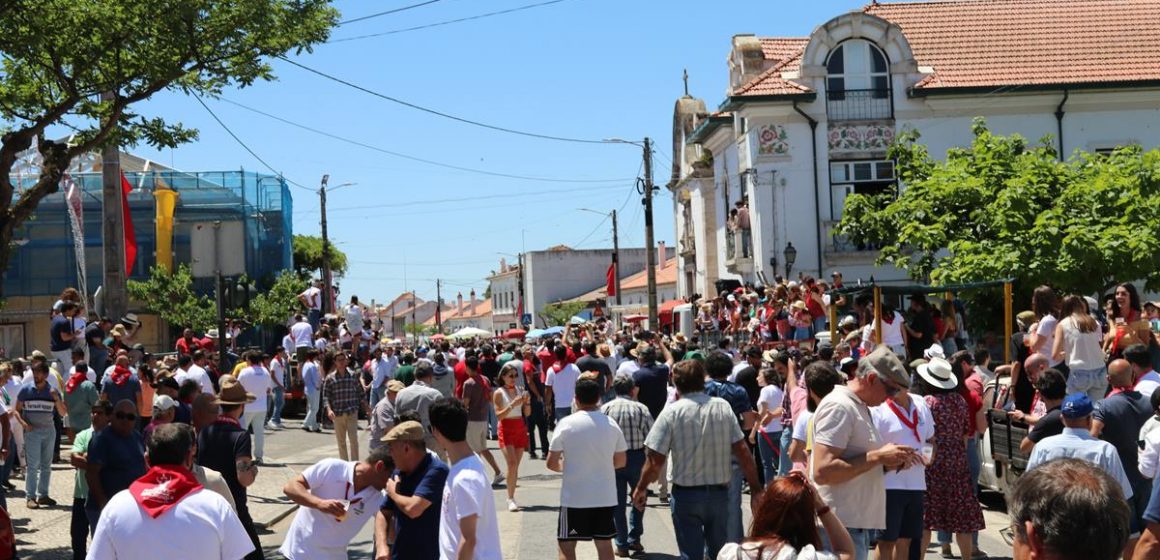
[450,326,491,339]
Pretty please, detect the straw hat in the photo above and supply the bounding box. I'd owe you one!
[110,324,128,338]
[214,375,256,405]
[916,357,957,390]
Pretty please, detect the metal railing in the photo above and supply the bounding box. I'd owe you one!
[824,221,883,253]
[826,89,892,121]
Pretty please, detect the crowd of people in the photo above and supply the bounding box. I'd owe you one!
[7,278,1160,560]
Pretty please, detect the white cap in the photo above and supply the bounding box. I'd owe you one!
[152,394,177,412]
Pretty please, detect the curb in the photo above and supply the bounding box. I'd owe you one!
[255,503,298,529]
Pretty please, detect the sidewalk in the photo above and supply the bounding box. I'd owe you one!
[10,422,337,559]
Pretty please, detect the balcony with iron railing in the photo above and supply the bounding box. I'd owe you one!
[826,89,892,121]
[823,221,884,258]
[724,229,753,272]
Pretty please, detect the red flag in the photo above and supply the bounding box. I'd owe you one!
[606,262,616,297]
[120,172,137,273]
[516,296,523,323]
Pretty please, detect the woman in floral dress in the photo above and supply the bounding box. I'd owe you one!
[918,358,985,559]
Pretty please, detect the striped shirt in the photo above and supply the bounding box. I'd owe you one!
[644,392,744,486]
[322,370,365,416]
[601,396,653,450]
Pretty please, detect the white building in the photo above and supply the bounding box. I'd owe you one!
[487,258,521,334]
[435,291,494,334]
[669,0,1160,297]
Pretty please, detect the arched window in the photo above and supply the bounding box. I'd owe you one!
[825,40,891,120]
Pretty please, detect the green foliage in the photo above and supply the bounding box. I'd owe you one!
[839,118,1160,328]
[403,323,433,336]
[245,271,309,327]
[540,301,588,327]
[292,234,348,278]
[127,264,216,332]
[0,0,338,296]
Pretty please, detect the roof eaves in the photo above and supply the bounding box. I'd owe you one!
[721,92,816,112]
[687,113,734,144]
[909,79,1160,98]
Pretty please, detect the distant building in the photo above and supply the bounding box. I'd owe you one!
[669,0,1160,296]
[438,291,493,334]
[1,149,292,356]
[487,258,522,334]
[564,243,680,329]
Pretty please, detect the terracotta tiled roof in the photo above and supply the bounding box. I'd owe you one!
[866,0,1160,90]
[620,258,678,291]
[732,53,812,96]
[760,37,810,65]
[442,299,492,320]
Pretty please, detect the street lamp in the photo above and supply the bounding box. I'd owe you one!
[783,242,798,279]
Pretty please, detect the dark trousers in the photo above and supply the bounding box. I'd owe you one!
[53,410,64,461]
[525,400,550,456]
[614,449,646,548]
[72,498,89,560]
[238,503,265,560]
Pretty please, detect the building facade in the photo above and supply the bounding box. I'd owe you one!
[669,0,1160,297]
[487,258,521,333]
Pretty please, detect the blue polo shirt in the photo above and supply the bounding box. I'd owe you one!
[382,451,449,560]
[705,379,753,428]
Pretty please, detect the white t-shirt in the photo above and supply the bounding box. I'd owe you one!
[301,287,322,311]
[548,410,628,508]
[615,360,640,377]
[279,459,382,560]
[89,487,254,560]
[186,365,214,395]
[1036,314,1060,366]
[270,359,286,389]
[290,321,314,348]
[1138,370,1160,400]
[545,363,581,410]
[728,362,749,383]
[865,312,906,348]
[757,385,786,433]
[440,455,502,560]
[342,304,363,335]
[792,410,812,443]
[282,334,295,356]
[871,397,935,491]
[237,366,273,414]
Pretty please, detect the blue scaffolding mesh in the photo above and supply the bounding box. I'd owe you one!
[4,170,294,297]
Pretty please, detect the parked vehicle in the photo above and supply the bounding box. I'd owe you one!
[978,369,1031,498]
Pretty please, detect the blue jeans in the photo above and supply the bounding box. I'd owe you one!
[304,390,321,431]
[756,430,781,485]
[614,449,646,548]
[307,309,321,332]
[726,462,744,543]
[1068,366,1108,403]
[812,316,828,336]
[487,402,498,438]
[0,434,14,485]
[526,400,550,456]
[670,486,729,560]
[554,407,572,422]
[25,428,54,500]
[848,527,874,560]
[370,385,385,409]
[269,386,285,425]
[778,429,793,477]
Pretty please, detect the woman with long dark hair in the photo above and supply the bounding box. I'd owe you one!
[1028,285,1064,374]
[1105,283,1152,361]
[716,472,853,560]
[1053,294,1107,401]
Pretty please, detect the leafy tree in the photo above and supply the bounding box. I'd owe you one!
[127,264,217,332]
[839,118,1160,327]
[0,0,337,297]
[540,301,588,327]
[403,323,433,337]
[292,234,348,278]
[245,270,309,327]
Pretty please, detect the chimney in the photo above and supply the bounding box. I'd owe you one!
[470,289,477,313]
[499,258,507,272]
[657,241,667,267]
[457,292,464,311]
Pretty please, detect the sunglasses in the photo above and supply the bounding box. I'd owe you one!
[115,412,137,421]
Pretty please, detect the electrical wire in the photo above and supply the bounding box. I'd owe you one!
[216,97,631,183]
[570,214,609,248]
[277,56,610,145]
[338,0,443,25]
[192,94,315,192]
[330,0,572,42]
[308,182,630,214]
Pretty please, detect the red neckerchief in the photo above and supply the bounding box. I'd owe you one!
[882,312,895,325]
[128,465,203,518]
[65,371,87,394]
[886,398,921,443]
[344,481,364,505]
[213,415,241,428]
[110,365,132,386]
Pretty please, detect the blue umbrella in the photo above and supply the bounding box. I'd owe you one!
[525,328,547,339]
[543,326,566,335]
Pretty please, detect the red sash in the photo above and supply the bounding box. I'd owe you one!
[128,465,203,519]
[887,398,921,443]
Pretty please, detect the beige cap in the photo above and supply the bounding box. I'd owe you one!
[382,420,425,442]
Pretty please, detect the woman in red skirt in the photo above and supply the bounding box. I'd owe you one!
[493,362,530,511]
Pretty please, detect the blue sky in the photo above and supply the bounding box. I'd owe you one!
[132,0,869,306]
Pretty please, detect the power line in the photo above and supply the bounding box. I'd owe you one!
[570,214,609,248]
[215,97,630,183]
[192,94,315,192]
[309,183,630,214]
[338,0,443,25]
[277,56,610,145]
[330,0,572,42]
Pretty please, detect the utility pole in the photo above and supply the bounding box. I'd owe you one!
[641,137,659,329]
[517,252,526,326]
[411,290,418,340]
[100,91,127,320]
[611,209,621,307]
[319,174,332,316]
[436,279,443,334]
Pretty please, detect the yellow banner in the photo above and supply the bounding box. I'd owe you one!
[154,181,178,272]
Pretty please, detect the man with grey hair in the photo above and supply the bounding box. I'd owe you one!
[811,346,920,560]
[395,362,446,457]
[601,374,653,557]
[1012,458,1129,560]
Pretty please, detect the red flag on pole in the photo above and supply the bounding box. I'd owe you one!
[119,172,137,273]
[606,263,616,297]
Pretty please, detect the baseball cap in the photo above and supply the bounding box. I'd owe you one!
[1061,393,1094,419]
[152,394,177,412]
[382,420,426,442]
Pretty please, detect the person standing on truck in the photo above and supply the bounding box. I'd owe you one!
[1014,368,1067,455]
[1092,359,1153,557]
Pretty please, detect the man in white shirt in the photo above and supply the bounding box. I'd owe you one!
[289,314,315,362]
[89,423,254,560]
[298,280,324,332]
[279,446,395,560]
[871,375,935,560]
[237,352,274,463]
[1126,344,1160,399]
[546,346,582,420]
[186,351,214,395]
[173,354,194,389]
[547,377,627,560]
[430,397,503,560]
[369,347,398,407]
